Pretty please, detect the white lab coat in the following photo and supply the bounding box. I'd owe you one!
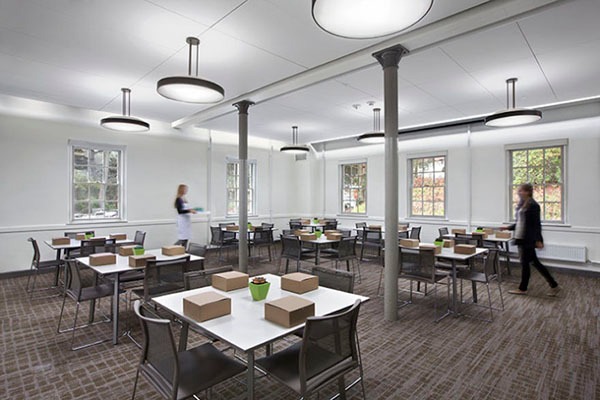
[176,200,192,240]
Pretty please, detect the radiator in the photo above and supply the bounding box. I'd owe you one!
[536,244,587,263]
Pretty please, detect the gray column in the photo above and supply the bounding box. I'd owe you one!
[233,100,254,273]
[373,45,408,322]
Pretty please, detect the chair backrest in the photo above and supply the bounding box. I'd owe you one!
[363,229,382,244]
[253,228,272,244]
[187,243,207,257]
[483,248,499,278]
[410,226,421,240]
[398,231,409,239]
[290,221,303,230]
[27,237,40,268]
[134,300,179,397]
[64,259,84,301]
[210,226,224,245]
[337,237,356,259]
[281,235,302,260]
[261,223,274,229]
[64,231,95,239]
[355,222,367,229]
[282,229,295,236]
[311,266,354,293]
[324,220,338,231]
[219,223,234,228]
[339,229,352,238]
[438,227,449,238]
[80,238,114,256]
[290,218,301,223]
[184,266,234,290]
[134,230,146,246]
[455,233,479,246]
[143,256,190,302]
[299,299,362,394]
[400,248,437,281]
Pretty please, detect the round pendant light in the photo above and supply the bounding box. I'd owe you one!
[357,107,385,143]
[157,37,225,103]
[101,88,150,132]
[281,126,310,154]
[312,0,434,39]
[485,78,542,127]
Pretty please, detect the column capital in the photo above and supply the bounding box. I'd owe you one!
[372,45,409,69]
[233,100,255,114]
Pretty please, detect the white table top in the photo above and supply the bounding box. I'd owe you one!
[153,273,368,352]
[339,225,409,234]
[302,236,340,244]
[400,242,488,261]
[44,237,132,250]
[442,233,512,243]
[76,248,204,275]
[301,222,326,227]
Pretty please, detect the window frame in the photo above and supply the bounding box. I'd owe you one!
[407,153,447,219]
[225,157,257,218]
[506,140,567,224]
[338,160,367,215]
[68,140,127,224]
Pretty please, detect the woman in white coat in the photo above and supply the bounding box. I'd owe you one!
[174,184,196,248]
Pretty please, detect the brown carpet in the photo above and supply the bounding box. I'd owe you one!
[1,246,598,400]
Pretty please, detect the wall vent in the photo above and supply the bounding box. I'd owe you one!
[295,153,307,161]
[537,244,587,263]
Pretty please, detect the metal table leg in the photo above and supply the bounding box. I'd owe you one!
[179,322,189,352]
[247,349,255,400]
[112,272,120,345]
[471,260,478,303]
[315,244,321,265]
[54,249,62,286]
[265,343,272,356]
[89,272,98,323]
[451,260,458,317]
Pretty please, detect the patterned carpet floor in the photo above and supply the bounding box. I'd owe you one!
[1,247,598,400]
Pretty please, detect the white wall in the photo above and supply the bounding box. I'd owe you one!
[0,111,298,273]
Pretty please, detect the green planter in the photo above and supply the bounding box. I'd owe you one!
[85,234,94,239]
[434,241,443,247]
[249,281,270,301]
[248,223,252,228]
[133,247,145,256]
[313,219,319,224]
[315,231,322,238]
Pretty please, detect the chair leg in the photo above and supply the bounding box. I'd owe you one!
[57,293,68,333]
[486,283,494,322]
[360,244,365,261]
[29,269,39,300]
[70,302,81,350]
[377,268,383,296]
[336,376,347,400]
[25,266,34,292]
[433,283,437,322]
[131,367,140,400]
[285,259,290,274]
[497,279,505,311]
[268,245,272,262]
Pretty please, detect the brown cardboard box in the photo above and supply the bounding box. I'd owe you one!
[451,228,466,234]
[400,239,419,248]
[301,219,311,225]
[52,237,70,246]
[454,244,476,255]
[471,232,489,239]
[398,224,409,231]
[325,233,342,241]
[482,228,494,235]
[265,296,315,328]
[162,245,185,256]
[281,272,319,294]
[110,233,127,240]
[212,271,249,291]
[128,254,156,267]
[420,244,442,254]
[118,245,137,256]
[324,230,339,234]
[89,253,116,266]
[299,233,317,241]
[226,225,239,231]
[318,219,327,224]
[75,233,86,240]
[294,229,311,236]
[183,291,231,322]
[368,225,382,230]
[495,231,512,239]
[442,239,455,248]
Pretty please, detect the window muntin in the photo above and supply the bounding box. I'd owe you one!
[340,162,367,214]
[410,156,446,217]
[226,160,256,216]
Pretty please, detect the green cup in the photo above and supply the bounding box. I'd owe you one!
[248,281,270,301]
[132,247,145,256]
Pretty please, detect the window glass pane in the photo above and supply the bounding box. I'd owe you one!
[74,184,88,201]
[105,202,119,218]
[528,149,543,166]
[413,173,423,187]
[422,202,433,216]
[89,183,102,200]
[412,201,422,215]
[512,150,527,167]
[74,166,88,183]
[108,151,119,168]
[90,149,104,165]
[74,201,89,218]
[533,185,544,201]
[422,187,433,201]
[434,157,445,172]
[528,167,544,184]
[412,187,422,201]
[89,166,104,183]
[105,185,119,201]
[107,168,119,184]
[433,187,444,202]
[544,164,561,184]
[434,172,445,186]
[423,158,434,172]
[544,184,561,202]
[512,168,527,184]
[74,148,89,165]
[433,202,444,216]
[423,172,434,187]
[545,202,561,221]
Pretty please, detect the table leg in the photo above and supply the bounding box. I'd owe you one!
[315,244,320,265]
[451,260,458,317]
[504,242,511,275]
[265,343,272,356]
[54,249,61,286]
[88,272,98,323]
[112,273,120,345]
[179,322,189,352]
[471,260,478,303]
[247,349,255,400]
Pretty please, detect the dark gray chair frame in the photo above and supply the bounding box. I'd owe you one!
[26,237,61,299]
[409,226,422,240]
[359,228,383,262]
[279,235,314,274]
[323,237,362,283]
[210,226,238,263]
[134,230,147,246]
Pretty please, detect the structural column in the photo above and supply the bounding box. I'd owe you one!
[373,45,408,322]
[233,100,254,273]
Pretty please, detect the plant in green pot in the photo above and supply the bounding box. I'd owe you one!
[85,233,94,239]
[133,246,145,256]
[248,276,270,301]
[315,231,322,239]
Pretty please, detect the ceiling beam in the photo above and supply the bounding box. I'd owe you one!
[172,0,567,129]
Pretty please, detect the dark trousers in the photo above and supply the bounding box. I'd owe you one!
[519,246,558,291]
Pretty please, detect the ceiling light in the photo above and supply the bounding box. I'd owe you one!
[280,126,310,154]
[157,37,224,103]
[485,78,542,127]
[312,0,433,39]
[357,107,385,143]
[100,88,150,132]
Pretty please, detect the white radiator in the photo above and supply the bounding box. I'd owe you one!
[536,244,587,263]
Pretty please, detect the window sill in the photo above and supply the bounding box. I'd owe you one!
[405,217,448,222]
[502,221,571,228]
[226,215,259,219]
[337,213,368,218]
[68,219,127,225]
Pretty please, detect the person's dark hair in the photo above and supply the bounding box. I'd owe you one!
[520,183,533,197]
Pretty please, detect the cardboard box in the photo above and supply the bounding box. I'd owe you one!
[294,229,311,236]
[482,228,494,235]
[318,219,327,224]
[265,296,315,328]
[162,245,185,256]
[128,254,156,267]
[471,232,488,239]
[324,230,339,234]
[183,291,231,322]
[281,272,319,294]
[51,237,70,246]
[442,239,455,248]
[400,239,419,248]
[454,244,476,255]
[118,245,137,256]
[420,244,442,254]
[398,224,409,231]
[89,252,116,266]
[225,225,239,231]
[301,219,311,225]
[451,228,466,234]
[75,233,86,240]
[495,231,512,239]
[325,233,343,241]
[110,233,127,240]
[368,225,382,230]
[299,233,317,241]
[212,271,249,292]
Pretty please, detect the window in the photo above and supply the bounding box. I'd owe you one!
[410,156,446,217]
[226,159,256,216]
[340,162,367,214]
[509,145,564,222]
[70,142,125,221]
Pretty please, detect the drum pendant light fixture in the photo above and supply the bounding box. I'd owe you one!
[157,37,225,103]
[485,78,542,127]
[100,88,150,132]
[357,107,385,143]
[280,126,310,153]
[312,0,434,39]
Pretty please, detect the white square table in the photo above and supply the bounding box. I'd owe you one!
[76,249,204,345]
[153,273,369,400]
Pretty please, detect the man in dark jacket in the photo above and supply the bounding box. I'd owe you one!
[500,183,560,296]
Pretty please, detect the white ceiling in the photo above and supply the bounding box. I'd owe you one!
[0,0,599,143]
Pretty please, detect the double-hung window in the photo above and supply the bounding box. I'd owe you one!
[410,155,446,217]
[226,159,257,216]
[340,162,367,214]
[70,141,125,221]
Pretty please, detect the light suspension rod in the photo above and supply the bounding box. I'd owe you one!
[187,37,200,77]
[507,78,517,109]
[292,126,299,144]
[121,88,131,116]
[373,108,381,131]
